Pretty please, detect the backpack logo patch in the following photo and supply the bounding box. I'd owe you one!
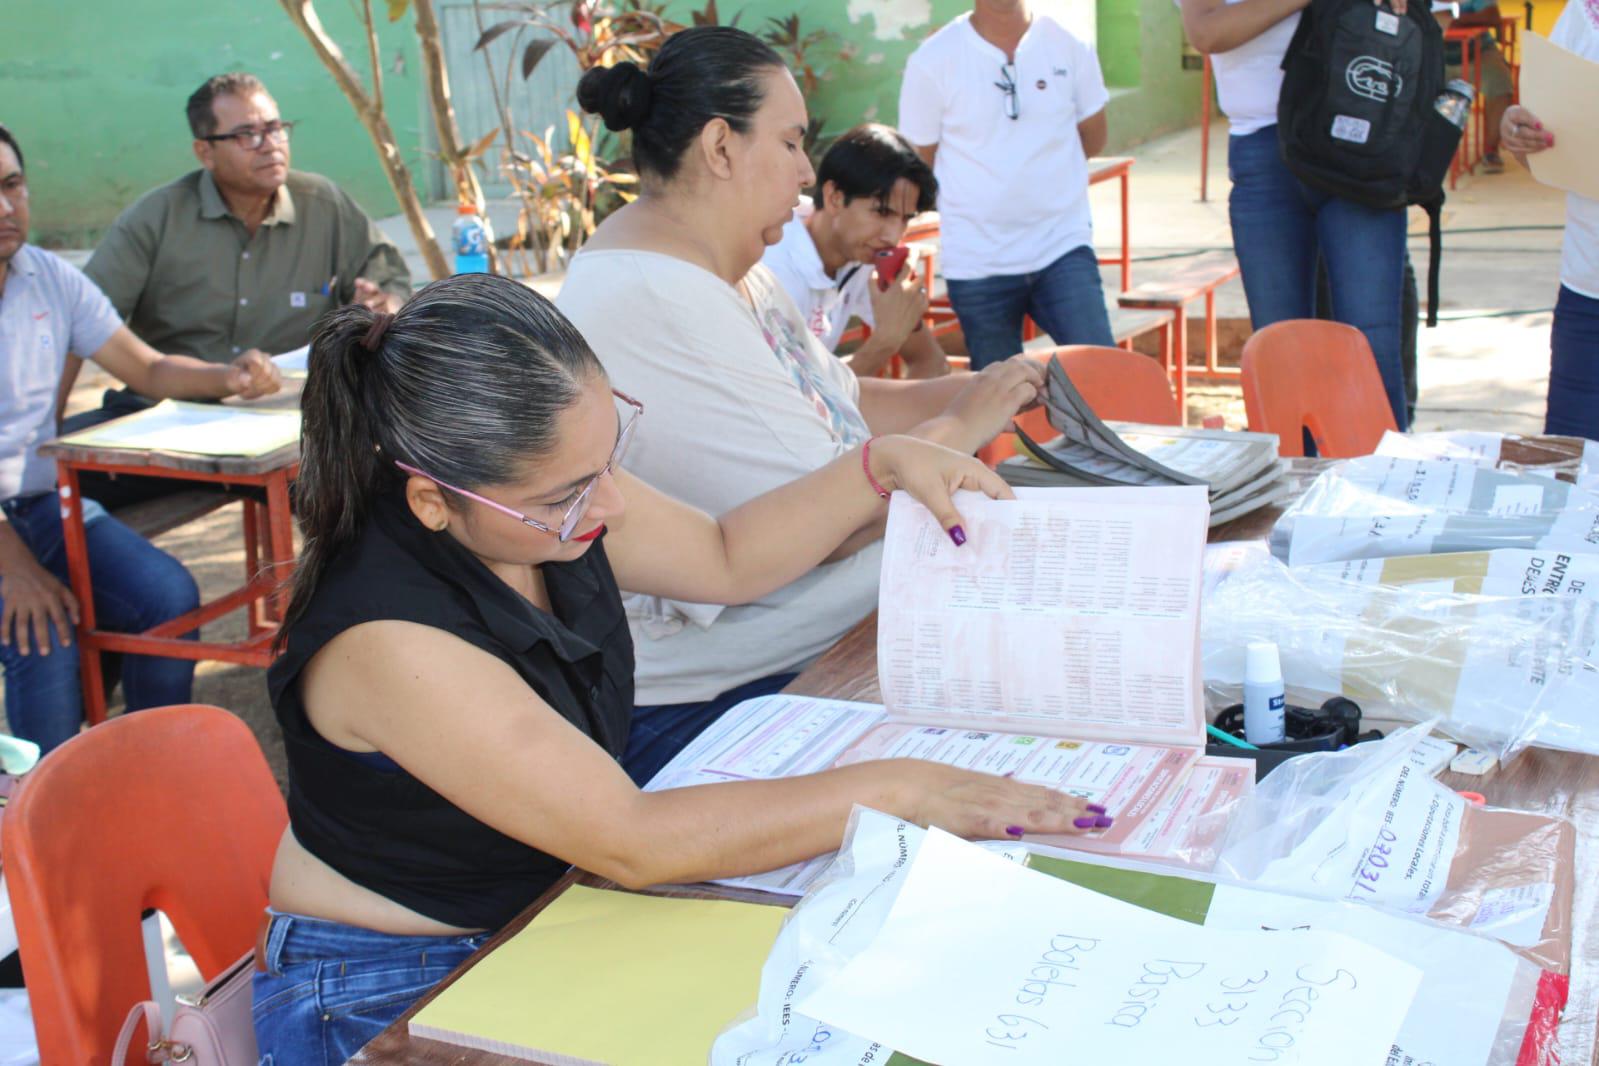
[1331,114,1373,144]
[1345,55,1403,102]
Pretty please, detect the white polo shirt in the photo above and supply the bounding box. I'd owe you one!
[1552,1,1599,299]
[898,13,1109,280]
[760,198,876,353]
[0,245,123,501]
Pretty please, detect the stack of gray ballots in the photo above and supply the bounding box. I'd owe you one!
[998,358,1288,526]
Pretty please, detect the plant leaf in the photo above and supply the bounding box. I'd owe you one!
[464,128,500,161]
[521,37,557,78]
[567,110,592,169]
[385,0,410,21]
[473,19,524,52]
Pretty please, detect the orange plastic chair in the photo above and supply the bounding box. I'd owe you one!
[976,346,1181,466]
[1240,320,1398,458]
[3,705,287,1064]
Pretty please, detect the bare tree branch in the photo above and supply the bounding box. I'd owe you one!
[362,0,385,115]
[277,0,451,280]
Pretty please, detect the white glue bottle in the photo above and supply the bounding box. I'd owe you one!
[1243,641,1287,745]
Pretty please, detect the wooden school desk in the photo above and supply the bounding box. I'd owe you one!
[37,393,300,726]
[356,497,1599,1065]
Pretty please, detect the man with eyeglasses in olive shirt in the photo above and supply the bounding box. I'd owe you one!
[61,72,411,505]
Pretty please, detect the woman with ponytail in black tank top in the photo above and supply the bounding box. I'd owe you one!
[250,273,1102,1062]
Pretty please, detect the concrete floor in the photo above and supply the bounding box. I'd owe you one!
[22,119,1576,785]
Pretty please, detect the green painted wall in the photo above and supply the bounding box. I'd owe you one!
[1098,0,1207,151]
[2,0,424,247]
[3,0,1201,246]
[656,0,1200,152]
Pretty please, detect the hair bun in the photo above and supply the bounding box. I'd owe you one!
[576,62,653,132]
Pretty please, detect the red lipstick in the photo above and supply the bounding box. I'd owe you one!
[571,524,606,543]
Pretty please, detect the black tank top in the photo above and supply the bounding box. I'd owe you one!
[267,495,634,930]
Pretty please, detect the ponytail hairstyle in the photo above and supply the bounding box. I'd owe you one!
[281,273,603,642]
[576,26,786,182]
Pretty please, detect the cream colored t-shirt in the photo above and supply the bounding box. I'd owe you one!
[557,250,879,704]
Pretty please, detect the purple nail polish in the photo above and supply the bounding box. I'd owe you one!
[1087,804,1107,815]
[949,524,967,547]
[1005,825,1025,838]
[1094,815,1114,829]
[1073,816,1096,829]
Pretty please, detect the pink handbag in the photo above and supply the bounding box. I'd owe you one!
[111,951,257,1065]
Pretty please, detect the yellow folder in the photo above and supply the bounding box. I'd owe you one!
[408,885,786,1064]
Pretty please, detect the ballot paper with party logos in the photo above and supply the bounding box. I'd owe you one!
[649,487,1253,896]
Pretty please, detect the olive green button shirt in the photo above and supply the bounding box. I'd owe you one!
[84,169,411,362]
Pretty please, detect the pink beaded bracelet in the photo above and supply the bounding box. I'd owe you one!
[862,436,891,500]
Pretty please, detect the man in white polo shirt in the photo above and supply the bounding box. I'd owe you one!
[899,0,1114,369]
[0,122,278,753]
[762,124,951,379]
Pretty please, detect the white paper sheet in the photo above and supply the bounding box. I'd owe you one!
[798,828,1421,1066]
[1201,884,1524,1066]
[56,400,301,457]
[271,345,310,375]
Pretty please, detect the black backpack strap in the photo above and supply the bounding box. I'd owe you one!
[1425,197,1443,329]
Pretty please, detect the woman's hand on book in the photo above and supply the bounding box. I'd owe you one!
[896,760,1112,839]
[867,435,1014,544]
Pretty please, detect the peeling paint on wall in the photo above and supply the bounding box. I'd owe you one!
[846,0,933,40]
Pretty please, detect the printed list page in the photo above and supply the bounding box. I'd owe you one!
[877,487,1209,746]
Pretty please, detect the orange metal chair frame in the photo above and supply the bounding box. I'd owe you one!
[2,705,287,1064]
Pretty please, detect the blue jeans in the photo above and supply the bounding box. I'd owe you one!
[1546,285,1599,439]
[623,671,800,786]
[946,244,1116,370]
[1228,125,1410,431]
[0,492,198,753]
[252,910,492,1066]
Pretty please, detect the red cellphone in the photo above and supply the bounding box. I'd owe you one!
[874,246,911,290]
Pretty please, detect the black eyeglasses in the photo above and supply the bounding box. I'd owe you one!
[201,121,295,150]
[995,63,1019,121]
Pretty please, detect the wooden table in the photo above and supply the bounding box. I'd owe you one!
[37,432,299,726]
[359,495,1599,1064]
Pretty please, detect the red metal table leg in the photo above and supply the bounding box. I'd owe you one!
[265,470,296,623]
[1119,170,1132,293]
[57,470,107,726]
[1172,307,1189,423]
[1205,290,1220,375]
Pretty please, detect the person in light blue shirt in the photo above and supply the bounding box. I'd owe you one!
[0,123,280,752]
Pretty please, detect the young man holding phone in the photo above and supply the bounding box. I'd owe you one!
[762,124,952,379]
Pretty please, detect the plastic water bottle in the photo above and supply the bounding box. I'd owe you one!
[452,204,490,275]
[1243,641,1287,745]
[1434,79,1476,130]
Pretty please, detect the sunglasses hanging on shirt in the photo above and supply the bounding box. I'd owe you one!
[994,62,1020,121]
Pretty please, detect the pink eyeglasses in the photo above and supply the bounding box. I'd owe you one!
[394,390,643,542]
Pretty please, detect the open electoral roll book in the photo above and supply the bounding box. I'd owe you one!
[647,485,1253,895]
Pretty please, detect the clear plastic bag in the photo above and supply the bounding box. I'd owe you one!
[717,805,1561,1066]
[1270,456,1599,567]
[1202,544,1599,762]
[1213,723,1576,975]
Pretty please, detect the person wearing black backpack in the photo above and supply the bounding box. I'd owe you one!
[1179,0,1416,433]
